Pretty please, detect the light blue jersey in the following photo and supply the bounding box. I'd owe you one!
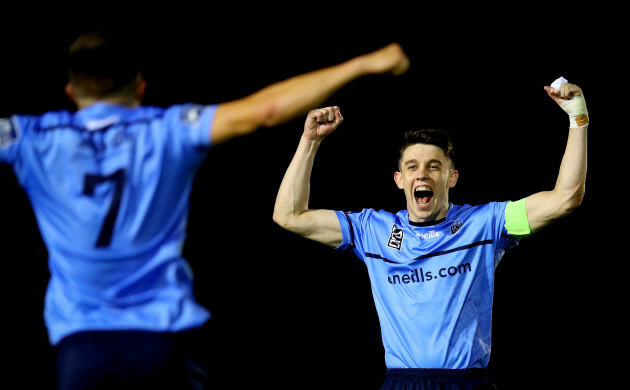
[0,102,216,345]
[334,202,518,369]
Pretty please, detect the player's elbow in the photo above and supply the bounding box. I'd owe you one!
[231,101,278,137]
[217,98,281,140]
[557,184,586,216]
[272,210,286,229]
[272,209,295,232]
[273,209,308,236]
[257,100,281,128]
[567,189,585,210]
[239,93,282,130]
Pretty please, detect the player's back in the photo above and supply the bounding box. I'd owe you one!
[1,102,216,344]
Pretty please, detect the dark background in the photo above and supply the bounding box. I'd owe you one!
[0,10,622,389]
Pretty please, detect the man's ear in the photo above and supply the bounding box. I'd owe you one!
[64,83,76,104]
[394,171,404,189]
[136,77,147,101]
[448,169,459,188]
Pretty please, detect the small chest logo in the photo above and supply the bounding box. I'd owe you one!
[450,219,463,235]
[387,225,404,250]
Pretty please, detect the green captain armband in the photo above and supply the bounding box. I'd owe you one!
[505,198,533,239]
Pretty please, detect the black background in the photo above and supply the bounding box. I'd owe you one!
[0,9,622,389]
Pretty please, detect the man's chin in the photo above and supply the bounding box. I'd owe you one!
[408,201,448,223]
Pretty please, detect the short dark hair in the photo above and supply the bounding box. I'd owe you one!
[67,30,142,99]
[398,128,455,169]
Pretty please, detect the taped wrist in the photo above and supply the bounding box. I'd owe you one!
[550,76,589,128]
[560,94,589,128]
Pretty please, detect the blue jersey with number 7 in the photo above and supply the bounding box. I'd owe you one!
[0,102,216,345]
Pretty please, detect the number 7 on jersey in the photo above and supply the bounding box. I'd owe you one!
[82,169,126,247]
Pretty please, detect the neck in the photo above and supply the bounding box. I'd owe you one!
[408,202,450,224]
[74,96,141,110]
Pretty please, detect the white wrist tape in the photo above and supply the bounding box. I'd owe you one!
[550,76,589,128]
[560,94,589,128]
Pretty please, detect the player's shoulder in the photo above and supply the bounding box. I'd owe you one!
[159,103,212,123]
[450,201,508,217]
[343,208,403,230]
[345,207,398,218]
[1,109,72,140]
[448,202,510,233]
[106,104,166,125]
[37,109,75,130]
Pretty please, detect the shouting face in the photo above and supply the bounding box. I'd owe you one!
[394,143,458,223]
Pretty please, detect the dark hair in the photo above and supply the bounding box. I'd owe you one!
[398,128,455,168]
[67,30,142,98]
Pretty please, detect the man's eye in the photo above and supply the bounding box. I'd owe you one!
[407,165,417,170]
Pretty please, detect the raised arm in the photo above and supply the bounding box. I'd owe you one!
[273,106,344,248]
[210,43,409,145]
[520,80,588,232]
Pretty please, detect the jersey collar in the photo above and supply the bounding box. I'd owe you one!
[406,203,454,227]
[75,102,133,132]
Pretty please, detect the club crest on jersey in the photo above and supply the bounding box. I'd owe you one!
[387,225,404,250]
[0,118,17,148]
[450,219,463,235]
[181,105,205,125]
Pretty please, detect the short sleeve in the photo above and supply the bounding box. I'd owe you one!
[334,210,356,250]
[493,201,520,267]
[333,209,374,260]
[166,104,218,149]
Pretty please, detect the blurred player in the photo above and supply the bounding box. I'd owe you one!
[0,29,409,389]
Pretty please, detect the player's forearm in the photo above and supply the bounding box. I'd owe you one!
[553,125,588,210]
[211,44,407,144]
[250,58,366,129]
[273,135,321,230]
[526,81,589,232]
[526,124,588,231]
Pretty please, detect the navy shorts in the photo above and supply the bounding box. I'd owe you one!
[380,368,497,390]
[55,325,211,390]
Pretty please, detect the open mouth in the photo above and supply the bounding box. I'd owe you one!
[414,186,434,208]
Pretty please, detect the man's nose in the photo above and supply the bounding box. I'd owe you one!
[416,167,429,180]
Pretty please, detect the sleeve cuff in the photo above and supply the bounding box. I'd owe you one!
[333,210,354,250]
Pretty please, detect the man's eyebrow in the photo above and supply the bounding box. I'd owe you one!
[403,159,443,166]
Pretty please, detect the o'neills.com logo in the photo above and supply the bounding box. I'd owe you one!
[388,262,472,285]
